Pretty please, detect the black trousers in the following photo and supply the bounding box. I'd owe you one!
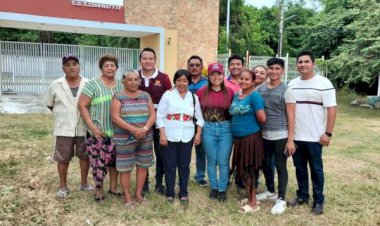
[262,138,288,200]
[162,140,193,198]
[145,127,165,188]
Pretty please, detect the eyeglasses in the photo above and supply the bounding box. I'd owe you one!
[189,63,201,68]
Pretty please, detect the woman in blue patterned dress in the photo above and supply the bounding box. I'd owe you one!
[111,70,156,208]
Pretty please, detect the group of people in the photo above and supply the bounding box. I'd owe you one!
[44,48,336,215]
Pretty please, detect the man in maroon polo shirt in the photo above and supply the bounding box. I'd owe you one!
[138,47,172,195]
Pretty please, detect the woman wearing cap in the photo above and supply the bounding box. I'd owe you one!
[78,54,123,201]
[229,70,266,213]
[156,69,204,205]
[111,70,156,208]
[196,63,234,202]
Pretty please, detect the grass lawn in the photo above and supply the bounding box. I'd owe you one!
[0,93,379,226]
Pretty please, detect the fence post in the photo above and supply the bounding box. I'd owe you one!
[245,50,250,69]
[377,75,380,96]
[321,55,325,77]
[284,53,289,84]
[0,41,3,96]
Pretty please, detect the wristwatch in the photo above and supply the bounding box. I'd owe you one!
[325,132,333,137]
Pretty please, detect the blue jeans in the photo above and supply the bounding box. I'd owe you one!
[194,142,206,182]
[202,121,233,192]
[293,141,324,204]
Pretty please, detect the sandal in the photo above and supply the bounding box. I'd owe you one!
[108,190,124,196]
[240,204,260,213]
[136,197,149,204]
[124,202,135,209]
[240,198,260,206]
[240,198,248,206]
[94,188,105,202]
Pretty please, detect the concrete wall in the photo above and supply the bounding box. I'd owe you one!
[125,0,220,72]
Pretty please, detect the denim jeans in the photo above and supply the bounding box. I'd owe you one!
[293,141,324,204]
[202,121,233,192]
[194,142,206,182]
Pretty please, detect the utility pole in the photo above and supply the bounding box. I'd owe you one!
[277,0,296,58]
[226,0,231,52]
[277,0,284,57]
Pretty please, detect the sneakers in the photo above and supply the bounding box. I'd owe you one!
[256,191,278,201]
[80,185,94,191]
[209,189,218,200]
[271,198,287,214]
[311,203,324,215]
[197,180,208,187]
[57,189,69,198]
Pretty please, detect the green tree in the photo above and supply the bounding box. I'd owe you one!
[327,0,380,88]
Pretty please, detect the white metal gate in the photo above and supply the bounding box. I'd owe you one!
[0,41,140,94]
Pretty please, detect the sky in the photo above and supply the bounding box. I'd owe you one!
[245,0,322,10]
[245,0,277,8]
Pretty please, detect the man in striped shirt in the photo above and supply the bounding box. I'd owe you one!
[287,51,337,215]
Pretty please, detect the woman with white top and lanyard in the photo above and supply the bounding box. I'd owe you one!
[156,69,204,205]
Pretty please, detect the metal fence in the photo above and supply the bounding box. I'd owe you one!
[0,41,140,94]
[217,53,324,84]
[248,54,298,84]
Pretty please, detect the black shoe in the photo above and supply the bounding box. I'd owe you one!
[197,180,208,187]
[235,178,245,189]
[288,197,308,206]
[180,197,189,206]
[209,189,218,200]
[155,184,165,195]
[143,182,150,194]
[217,191,226,202]
[311,203,324,215]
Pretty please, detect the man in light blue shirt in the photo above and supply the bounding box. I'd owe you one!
[187,55,208,186]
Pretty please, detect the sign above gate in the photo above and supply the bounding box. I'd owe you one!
[71,0,123,10]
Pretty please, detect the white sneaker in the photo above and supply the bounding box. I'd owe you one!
[256,191,278,201]
[271,198,286,214]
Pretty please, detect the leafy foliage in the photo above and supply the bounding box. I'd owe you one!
[1,0,379,89]
[323,0,380,88]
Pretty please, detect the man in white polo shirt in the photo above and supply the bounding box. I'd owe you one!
[44,55,93,198]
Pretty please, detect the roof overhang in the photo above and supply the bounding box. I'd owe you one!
[0,12,165,69]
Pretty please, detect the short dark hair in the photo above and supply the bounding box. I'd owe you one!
[99,54,119,69]
[228,54,244,65]
[173,69,191,84]
[187,55,203,65]
[139,47,156,60]
[267,58,285,68]
[296,50,315,63]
